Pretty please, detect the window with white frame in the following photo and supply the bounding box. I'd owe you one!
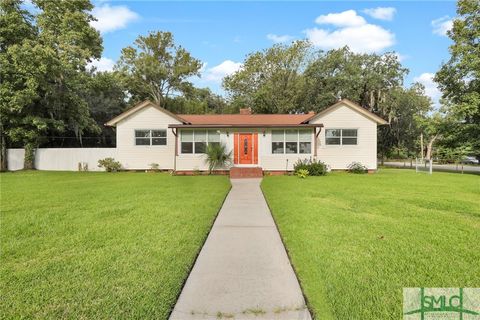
[271,130,312,154]
[325,129,358,145]
[181,130,221,154]
[135,130,167,146]
[299,130,312,153]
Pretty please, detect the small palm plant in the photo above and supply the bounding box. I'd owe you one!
[205,143,232,174]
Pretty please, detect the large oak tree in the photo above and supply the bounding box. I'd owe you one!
[0,0,102,169]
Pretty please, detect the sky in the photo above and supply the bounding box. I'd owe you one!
[86,1,457,106]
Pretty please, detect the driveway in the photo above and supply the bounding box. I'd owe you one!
[169,178,311,320]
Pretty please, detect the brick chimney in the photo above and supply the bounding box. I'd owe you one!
[239,107,252,115]
[308,111,315,115]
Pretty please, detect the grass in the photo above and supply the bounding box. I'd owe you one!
[261,169,480,319]
[1,171,230,319]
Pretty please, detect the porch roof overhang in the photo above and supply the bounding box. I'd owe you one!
[168,123,324,129]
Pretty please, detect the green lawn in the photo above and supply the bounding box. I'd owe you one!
[1,171,230,319]
[262,169,480,319]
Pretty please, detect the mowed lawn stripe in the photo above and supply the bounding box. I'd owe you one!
[261,169,480,319]
[1,171,230,319]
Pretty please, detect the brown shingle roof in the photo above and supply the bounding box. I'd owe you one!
[177,114,313,125]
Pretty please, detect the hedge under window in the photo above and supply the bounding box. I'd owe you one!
[135,130,167,146]
[325,129,358,145]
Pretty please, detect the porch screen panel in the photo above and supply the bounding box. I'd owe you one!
[299,130,311,154]
[181,130,193,153]
[285,130,298,154]
[208,130,220,148]
[194,130,207,153]
[271,130,284,154]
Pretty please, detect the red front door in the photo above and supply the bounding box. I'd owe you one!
[239,134,252,164]
[234,133,258,164]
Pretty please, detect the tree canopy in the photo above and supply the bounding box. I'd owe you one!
[435,0,480,158]
[0,0,102,169]
[224,40,311,114]
[116,31,203,107]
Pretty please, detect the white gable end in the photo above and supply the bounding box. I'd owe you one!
[116,105,181,170]
[311,103,379,170]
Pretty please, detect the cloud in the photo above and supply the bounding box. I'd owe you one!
[414,73,442,108]
[306,10,395,53]
[204,60,242,82]
[363,7,396,21]
[267,34,294,43]
[87,57,115,72]
[90,4,139,33]
[315,10,366,27]
[305,25,395,53]
[432,16,453,36]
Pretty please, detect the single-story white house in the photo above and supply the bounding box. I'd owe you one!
[105,98,387,175]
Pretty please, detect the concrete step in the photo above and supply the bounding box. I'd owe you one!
[230,167,263,179]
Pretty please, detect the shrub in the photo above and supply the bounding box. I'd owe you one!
[293,159,309,172]
[307,160,328,176]
[296,169,309,179]
[205,143,232,174]
[347,162,368,174]
[98,158,122,172]
[294,159,327,176]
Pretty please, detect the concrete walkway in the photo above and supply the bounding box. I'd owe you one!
[170,179,311,320]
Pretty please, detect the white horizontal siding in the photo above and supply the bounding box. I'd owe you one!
[311,104,378,169]
[116,106,181,170]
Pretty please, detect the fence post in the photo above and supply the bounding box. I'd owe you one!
[429,160,433,174]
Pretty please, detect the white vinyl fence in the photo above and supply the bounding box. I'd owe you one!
[7,148,117,171]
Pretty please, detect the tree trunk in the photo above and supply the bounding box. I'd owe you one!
[420,133,424,161]
[425,134,439,161]
[0,128,7,171]
[23,142,36,170]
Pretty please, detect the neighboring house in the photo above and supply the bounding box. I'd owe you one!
[105,99,387,174]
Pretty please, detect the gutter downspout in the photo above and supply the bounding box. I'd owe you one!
[172,128,178,172]
[314,127,322,158]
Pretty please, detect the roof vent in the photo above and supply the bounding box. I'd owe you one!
[239,107,252,115]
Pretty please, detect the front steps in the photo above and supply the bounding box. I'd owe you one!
[229,167,263,179]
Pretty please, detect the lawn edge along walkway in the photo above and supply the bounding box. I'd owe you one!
[169,178,311,320]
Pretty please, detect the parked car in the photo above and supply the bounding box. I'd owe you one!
[461,156,479,165]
